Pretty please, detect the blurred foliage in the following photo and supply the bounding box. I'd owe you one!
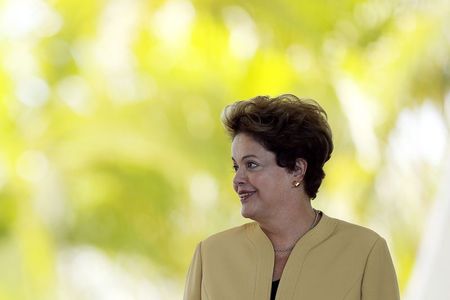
[0,0,449,298]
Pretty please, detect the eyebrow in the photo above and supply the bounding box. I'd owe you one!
[232,154,258,162]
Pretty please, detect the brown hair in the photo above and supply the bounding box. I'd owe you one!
[221,94,333,199]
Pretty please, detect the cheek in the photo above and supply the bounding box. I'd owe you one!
[250,173,270,189]
[258,172,290,191]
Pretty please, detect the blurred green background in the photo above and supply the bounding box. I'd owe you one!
[0,0,449,299]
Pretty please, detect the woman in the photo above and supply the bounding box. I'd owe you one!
[184,94,399,300]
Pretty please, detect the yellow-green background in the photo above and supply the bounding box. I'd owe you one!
[0,0,449,299]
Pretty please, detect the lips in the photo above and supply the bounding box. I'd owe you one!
[238,191,256,202]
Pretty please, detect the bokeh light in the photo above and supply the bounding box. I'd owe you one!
[0,0,449,299]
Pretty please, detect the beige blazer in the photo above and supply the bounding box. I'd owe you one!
[184,213,400,300]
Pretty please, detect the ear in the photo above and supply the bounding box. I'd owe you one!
[293,158,307,181]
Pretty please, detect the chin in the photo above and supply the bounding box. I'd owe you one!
[241,206,257,220]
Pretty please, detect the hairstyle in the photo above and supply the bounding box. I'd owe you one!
[221,94,333,199]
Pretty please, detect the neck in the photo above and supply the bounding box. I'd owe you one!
[258,197,317,251]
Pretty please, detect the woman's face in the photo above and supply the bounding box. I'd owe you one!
[232,133,296,222]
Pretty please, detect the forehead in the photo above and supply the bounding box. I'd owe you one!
[231,133,269,160]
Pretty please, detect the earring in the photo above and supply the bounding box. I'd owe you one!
[292,181,301,187]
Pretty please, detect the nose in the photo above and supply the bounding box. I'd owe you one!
[233,167,247,189]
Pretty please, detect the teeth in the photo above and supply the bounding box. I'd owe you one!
[239,192,254,199]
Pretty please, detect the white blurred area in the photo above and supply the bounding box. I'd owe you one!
[403,96,450,300]
[404,155,450,299]
[404,159,450,300]
[56,247,181,300]
[391,98,450,300]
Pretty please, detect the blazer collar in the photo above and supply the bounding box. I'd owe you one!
[244,212,337,299]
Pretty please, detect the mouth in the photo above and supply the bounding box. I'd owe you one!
[239,191,255,202]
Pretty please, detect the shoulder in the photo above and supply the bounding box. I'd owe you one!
[333,217,380,238]
[199,222,256,254]
[324,214,385,250]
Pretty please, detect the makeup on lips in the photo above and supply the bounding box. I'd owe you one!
[238,190,256,202]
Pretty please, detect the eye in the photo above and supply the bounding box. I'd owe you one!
[232,164,238,172]
[246,161,258,169]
